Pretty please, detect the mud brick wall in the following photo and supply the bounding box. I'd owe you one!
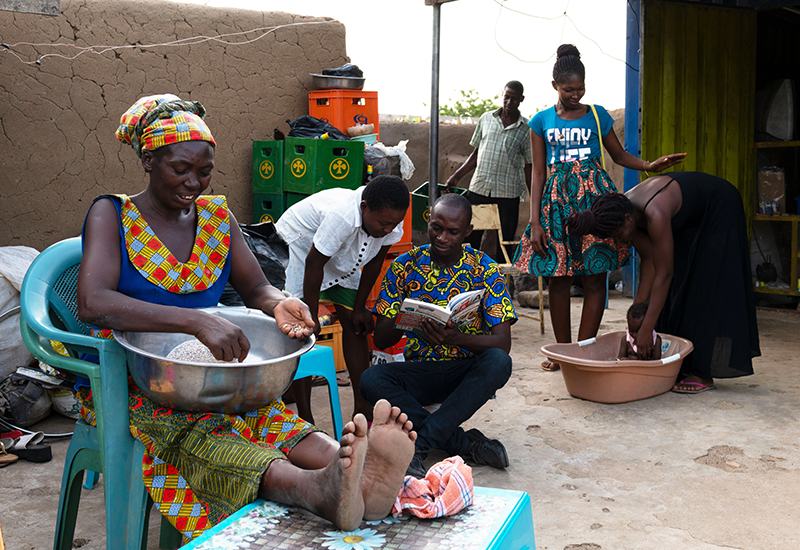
[0,0,348,250]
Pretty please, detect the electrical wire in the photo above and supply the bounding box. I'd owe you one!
[753,226,788,285]
[627,0,641,38]
[490,0,638,72]
[0,417,72,439]
[1,19,331,66]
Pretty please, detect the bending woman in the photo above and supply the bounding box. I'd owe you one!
[567,171,760,392]
[519,44,685,370]
[77,95,415,540]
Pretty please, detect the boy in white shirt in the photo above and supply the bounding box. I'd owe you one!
[276,175,410,422]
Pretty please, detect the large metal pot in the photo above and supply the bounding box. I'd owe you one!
[114,307,315,414]
[310,73,365,90]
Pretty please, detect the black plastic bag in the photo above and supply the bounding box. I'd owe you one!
[756,255,778,283]
[219,222,290,306]
[286,116,350,141]
[322,63,363,77]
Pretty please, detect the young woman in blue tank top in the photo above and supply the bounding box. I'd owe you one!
[517,44,686,371]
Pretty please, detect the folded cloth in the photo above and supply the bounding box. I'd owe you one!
[392,456,473,518]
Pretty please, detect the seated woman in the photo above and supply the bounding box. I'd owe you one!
[76,94,416,541]
[619,302,662,360]
[567,171,760,393]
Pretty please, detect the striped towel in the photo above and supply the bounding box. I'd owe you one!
[392,456,474,518]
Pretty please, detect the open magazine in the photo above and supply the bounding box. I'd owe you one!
[394,288,485,332]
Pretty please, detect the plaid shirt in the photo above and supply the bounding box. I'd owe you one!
[468,109,532,200]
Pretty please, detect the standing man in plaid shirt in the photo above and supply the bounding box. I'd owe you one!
[445,81,532,259]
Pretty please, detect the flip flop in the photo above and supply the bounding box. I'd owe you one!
[7,431,52,463]
[336,372,351,387]
[541,360,561,372]
[0,438,18,468]
[671,381,717,394]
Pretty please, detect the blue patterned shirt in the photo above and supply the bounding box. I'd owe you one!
[373,245,517,361]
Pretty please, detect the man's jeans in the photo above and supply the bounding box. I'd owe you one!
[360,348,512,459]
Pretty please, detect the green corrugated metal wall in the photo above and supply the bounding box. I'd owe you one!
[642,0,757,221]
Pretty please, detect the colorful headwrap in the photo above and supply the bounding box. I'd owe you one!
[115,94,216,157]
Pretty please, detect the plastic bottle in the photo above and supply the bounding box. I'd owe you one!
[366,164,374,183]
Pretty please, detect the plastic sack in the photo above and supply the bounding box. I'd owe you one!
[286,116,350,141]
[0,373,52,427]
[322,63,363,78]
[368,140,416,181]
[0,246,40,380]
[219,222,289,306]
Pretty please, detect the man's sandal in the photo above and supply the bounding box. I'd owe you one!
[541,360,561,372]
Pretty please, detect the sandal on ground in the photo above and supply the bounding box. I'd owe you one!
[541,360,561,372]
[0,438,18,467]
[7,431,52,463]
[671,380,717,394]
[336,372,351,387]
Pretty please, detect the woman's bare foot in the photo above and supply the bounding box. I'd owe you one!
[261,415,368,531]
[361,399,417,521]
[324,415,369,530]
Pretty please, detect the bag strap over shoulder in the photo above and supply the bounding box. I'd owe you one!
[590,104,606,170]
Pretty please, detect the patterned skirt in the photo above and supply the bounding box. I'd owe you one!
[78,384,318,542]
[515,158,629,277]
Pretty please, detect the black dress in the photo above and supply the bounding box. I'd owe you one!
[655,172,760,379]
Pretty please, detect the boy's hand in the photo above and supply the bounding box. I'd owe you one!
[352,306,375,336]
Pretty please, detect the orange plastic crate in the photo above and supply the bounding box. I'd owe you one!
[309,90,379,138]
[317,322,345,373]
[389,197,413,255]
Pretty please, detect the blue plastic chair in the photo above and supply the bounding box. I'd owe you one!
[20,237,178,550]
[21,237,344,549]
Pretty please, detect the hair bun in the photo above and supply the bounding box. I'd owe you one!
[556,44,581,59]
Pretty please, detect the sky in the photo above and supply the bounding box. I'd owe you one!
[172,0,630,118]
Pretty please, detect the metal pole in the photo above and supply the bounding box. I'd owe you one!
[429,2,441,209]
[623,0,642,298]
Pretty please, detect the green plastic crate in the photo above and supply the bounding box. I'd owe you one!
[283,192,309,211]
[283,137,365,194]
[252,140,284,194]
[253,193,285,224]
[411,182,469,232]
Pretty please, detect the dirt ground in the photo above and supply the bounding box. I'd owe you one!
[2,293,799,549]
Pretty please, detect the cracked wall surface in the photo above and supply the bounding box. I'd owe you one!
[0,0,348,250]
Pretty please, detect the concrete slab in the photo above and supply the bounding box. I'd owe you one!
[2,294,798,549]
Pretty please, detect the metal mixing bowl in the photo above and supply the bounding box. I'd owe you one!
[310,73,365,90]
[113,307,315,414]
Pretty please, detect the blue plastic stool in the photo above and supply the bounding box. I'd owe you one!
[294,345,344,440]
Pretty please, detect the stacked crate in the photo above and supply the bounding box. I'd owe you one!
[251,137,365,223]
[309,90,379,139]
[252,141,285,223]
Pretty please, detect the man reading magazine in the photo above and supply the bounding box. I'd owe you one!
[361,193,517,478]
